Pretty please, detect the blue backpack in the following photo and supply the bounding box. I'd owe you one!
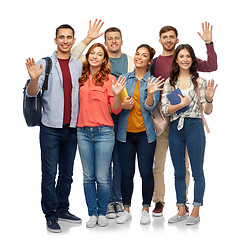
[23,57,52,127]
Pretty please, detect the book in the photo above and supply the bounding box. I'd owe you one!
[167,88,189,115]
[120,86,129,102]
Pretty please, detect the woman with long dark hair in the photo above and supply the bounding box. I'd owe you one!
[116,44,164,225]
[77,43,126,228]
[161,44,217,225]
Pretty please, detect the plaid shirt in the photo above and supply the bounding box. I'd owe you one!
[161,77,207,130]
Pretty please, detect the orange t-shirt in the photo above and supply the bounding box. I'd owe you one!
[77,74,122,127]
[127,80,145,132]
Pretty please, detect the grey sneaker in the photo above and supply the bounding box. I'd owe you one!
[168,212,189,223]
[86,216,98,228]
[115,202,124,216]
[98,215,108,227]
[106,203,117,219]
[186,216,200,225]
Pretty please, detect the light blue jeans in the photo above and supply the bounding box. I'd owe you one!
[77,126,115,216]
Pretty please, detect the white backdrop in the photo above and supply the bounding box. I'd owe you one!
[1,0,239,239]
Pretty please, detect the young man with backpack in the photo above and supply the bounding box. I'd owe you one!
[25,24,82,233]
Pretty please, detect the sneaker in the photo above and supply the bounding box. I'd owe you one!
[152,202,164,217]
[115,202,124,216]
[116,210,132,224]
[46,220,61,233]
[106,203,117,219]
[168,212,189,223]
[98,215,108,227]
[140,210,151,225]
[59,211,82,223]
[86,216,98,228]
[186,216,200,225]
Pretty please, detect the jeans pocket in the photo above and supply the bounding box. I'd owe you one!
[99,126,114,134]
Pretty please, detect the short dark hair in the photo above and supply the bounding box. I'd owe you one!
[104,27,122,41]
[159,26,178,38]
[56,24,75,37]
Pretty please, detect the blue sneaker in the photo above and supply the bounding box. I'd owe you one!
[59,211,82,223]
[46,220,61,233]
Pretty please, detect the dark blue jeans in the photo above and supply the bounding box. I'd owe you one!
[169,118,206,207]
[118,131,156,207]
[109,114,122,203]
[40,124,77,221]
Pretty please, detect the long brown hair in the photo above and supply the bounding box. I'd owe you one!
[78,43,111,86]
[169,44,199,89]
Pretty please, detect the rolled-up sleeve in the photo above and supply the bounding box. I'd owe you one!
[199,78,207,112]
[161,78,172,116]
[26,59,46,97]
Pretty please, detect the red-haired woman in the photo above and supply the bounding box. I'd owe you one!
[76,43,126,228]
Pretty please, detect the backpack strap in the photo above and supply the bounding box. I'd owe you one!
[196,77,210,133]
[150,57,157,75]
[42,57,52,93]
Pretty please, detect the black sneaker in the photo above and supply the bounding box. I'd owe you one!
[46,220,61,233]
[106,202,117,219]
[59,211,82,223]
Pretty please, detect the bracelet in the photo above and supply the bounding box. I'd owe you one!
[206,41,213,45]
[206,97,213,103]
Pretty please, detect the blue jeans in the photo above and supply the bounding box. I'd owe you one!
[169,118,206,207]
[118,131,156,207]
[40,124,77,221]
[77,126,115,216]
[109,114,122,203]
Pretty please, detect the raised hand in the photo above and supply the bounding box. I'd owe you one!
[112,75,127,95]
[25,57,43,81]
[204,79,218,102]
[87,19,104,41]
[147,76,165,94]
[197,21,213,44]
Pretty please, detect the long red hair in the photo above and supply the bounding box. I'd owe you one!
[78,43,111,86]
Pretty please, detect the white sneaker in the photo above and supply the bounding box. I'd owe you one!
[86,216,98,228]
[98,215,108,227]
[116,210,132,224]
[140,210,151,225]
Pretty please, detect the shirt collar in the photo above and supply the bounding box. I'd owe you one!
[128,69,151,82]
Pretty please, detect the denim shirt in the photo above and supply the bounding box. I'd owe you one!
[117,70,160,143]
[26,52,82,128]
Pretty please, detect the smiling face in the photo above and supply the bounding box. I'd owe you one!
[176,48,193,71]
[88,46,106,68]
[134,47,152,69]
[104,31,123,54]
[54,28,75,57]
[159,30,179,55]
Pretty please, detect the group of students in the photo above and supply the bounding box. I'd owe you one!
[25,19,218,233]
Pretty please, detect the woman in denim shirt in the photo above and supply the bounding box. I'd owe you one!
[116,44,163,225]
